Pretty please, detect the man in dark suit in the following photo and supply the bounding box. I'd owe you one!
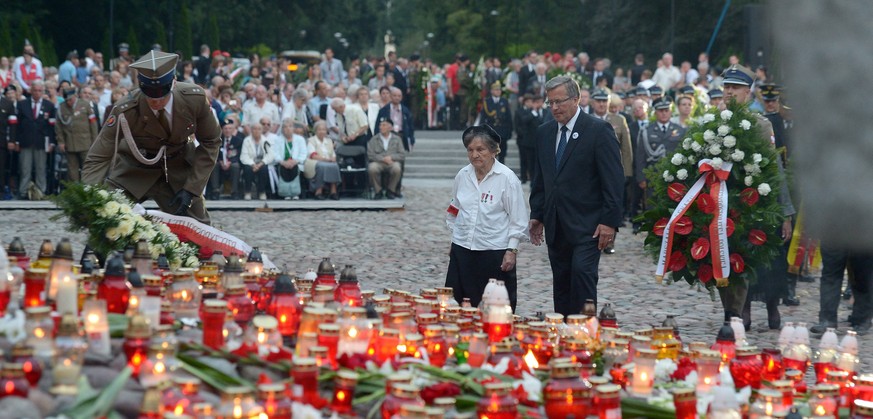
[0,88,17,197]
[529,76,625,316]
[515,94,541,183]
[208,121,244,200]
[15,80,55,199]
[478,81,513,163]
[518,51,537,101]
[627,98,649,226]
[376,87,415,152]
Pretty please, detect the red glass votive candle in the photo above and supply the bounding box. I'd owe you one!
[202,300,228,350]
[761,348,784,382]
[476,382,518,419]
[24,268,48,308]
[224,285,255,328]
[259,383,291,419]
[673,388,697,419]
[730,346,764,389]
[375,328,400,363]
[0,363,29,398]
[593,384,621,419]
[330,371,358,415]
[290,357,319,402]
[382,383,424,419]
[317,324,340,370]
[11,346,41,387]
[544,363,592,419]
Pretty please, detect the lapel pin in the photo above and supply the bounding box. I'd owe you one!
[572,132,579,139]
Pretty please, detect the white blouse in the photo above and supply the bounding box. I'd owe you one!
[446,159,529,251]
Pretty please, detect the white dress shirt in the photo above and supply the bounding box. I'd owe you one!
[555,107,582,152]
[446,159,529,251]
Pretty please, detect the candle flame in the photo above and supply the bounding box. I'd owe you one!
[280,314,287,323]
[181,290,189,300]
[397,344,407,353]
[814,405,826,415]
[88,313,100,324]
[448,347,455,357]
[63,358,72,367]
[337,390,346,401]
[23,362,32,373]
[4,381,12,394]
[175,404,184,415]
[348,326,358,338]
[223,328,229,338]
[703,376,712,385]
[33,328,45,338]
[565,388,574,404]
[154,361,166,374]
[523,349,539,369]
[258,331,267,344]
[233,404,242,418]
[640,371,648,381]
[765,402,773,416]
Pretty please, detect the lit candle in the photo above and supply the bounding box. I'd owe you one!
[138,296,162,332]
[51,356,82,395]
[55,275,78,315]
[47,238,74,302]
[82,299,111,356]
[23,268,48,308]
[695,349,722,394]
[24,306,56,361]
[330,370,358,415]
[631,348,658,397]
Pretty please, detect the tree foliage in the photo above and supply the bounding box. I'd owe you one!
[11,0,762,70]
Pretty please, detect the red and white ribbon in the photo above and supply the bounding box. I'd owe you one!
[656,159,732,283]
[133,204,276,269]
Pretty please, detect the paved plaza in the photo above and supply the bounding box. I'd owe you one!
[2,177,870,371]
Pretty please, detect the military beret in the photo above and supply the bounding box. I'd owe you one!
[653,97,672,110]
[462,124,502,145]
[759,83,781,100]
[131,50,179,98]
[708,88,723,99]
[592,89,609,101]
[722,64,755,86]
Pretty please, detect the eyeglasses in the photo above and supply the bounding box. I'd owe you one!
[544,96,578,108]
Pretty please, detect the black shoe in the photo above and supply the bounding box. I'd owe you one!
[767,302,782,330]
[843,288,853,300]
[810,322,837,335]
[385,190,397,199]
[315,193,326,200]
[603,246,616,255]
[852,321,872,335]
[329,193,339,200]
[783,296,800,306]
[632,223,641,235]
[742,302,752,331]
[394,191,403,198]
[372,191,383,200]
[798,274,815,283]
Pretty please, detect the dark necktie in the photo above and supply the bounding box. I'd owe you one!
[661,124,667,133]
[157,109,171,136]
[555,126,569,167]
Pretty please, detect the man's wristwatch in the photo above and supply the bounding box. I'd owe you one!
[508,248,519,254]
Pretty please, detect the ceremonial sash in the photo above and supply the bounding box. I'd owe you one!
[656,159,732,285]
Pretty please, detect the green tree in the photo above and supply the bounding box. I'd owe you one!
[0,18,13,57]
[14,16,35,55]
[206,13,220,51]
[126,26,140,58]
[154,20,168,51]
[41,36,57,68]
[176,0,193,59]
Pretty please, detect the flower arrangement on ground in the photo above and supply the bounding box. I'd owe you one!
[638,100,786,290]
[51,183,199,268]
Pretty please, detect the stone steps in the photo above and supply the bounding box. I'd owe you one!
[406,131,521,179]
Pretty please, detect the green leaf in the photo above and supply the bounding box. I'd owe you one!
[353,388,385,405]
[177,353,255,390]
[62,367,132,419]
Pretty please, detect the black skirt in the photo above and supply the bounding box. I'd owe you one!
[445,243,517,312]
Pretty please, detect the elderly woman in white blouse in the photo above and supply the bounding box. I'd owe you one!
[239,122,275,200]
[305,120,341,200]
[445,125,529,311]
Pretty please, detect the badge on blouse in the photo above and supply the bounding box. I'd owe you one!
[572,132,579,140]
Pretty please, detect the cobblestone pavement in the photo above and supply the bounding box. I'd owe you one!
[2,179,870,371]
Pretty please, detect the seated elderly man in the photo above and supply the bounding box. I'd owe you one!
[367,117,406,199]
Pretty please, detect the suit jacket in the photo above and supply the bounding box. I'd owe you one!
[392,67,409,97]
[82,82,221,199]
[525,73,548,96]
[633,121,686,182]
[516,107,543,148]
[0,97,16,147]
[376,103,415,151]
[15,97,56,149]
[529,107,625,245]
[367,133,406,163]
[217,134,244,165]
[478,96,513,142]
[628,118,647,167]
[518,63,535,98]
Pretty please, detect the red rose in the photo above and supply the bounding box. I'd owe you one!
[726,218,735,237]
[668,183,688,202]
[669,251,687,272]
[691,237,711,260]
[749,229,768,246]
[671,357,698,381]
[740,188,759,206]
[338,353,377,370]
[421,382,461,404]
[696,193,716,214]
[730,253,746,273]
[653,218,669,236]
[674,216,693,235]
[698,264,713,283]
[729,209,741,219]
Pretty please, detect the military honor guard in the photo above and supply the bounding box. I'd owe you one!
[55,87,98,182]
[478,81,513,163]
[82,51,221,224]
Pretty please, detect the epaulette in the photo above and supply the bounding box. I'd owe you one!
[111,95,137,114]
[177,83,206,96]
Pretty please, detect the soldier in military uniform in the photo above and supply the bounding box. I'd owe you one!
[55,88,98,181]
[82,51,221,224]
[718,64,795,329]
[633,97,685,204]
[760,84,791,155]
[478,81,513,163]
[0,88,16,196]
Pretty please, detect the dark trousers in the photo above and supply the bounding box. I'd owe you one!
[548,226,601,317]
[0,147,6,193]
[209,162,242,198]
[718,279,749,321]
[818,247,848,326]
[623,177,633,218]
[518,145,535,182]
[445,243,517,312]
[849,254,873,326]
[242,164,270,195]
[630,183,646,221]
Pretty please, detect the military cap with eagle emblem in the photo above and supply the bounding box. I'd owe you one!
[131,50,179,98]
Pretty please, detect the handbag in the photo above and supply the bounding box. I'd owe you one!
[304,158,318,179]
